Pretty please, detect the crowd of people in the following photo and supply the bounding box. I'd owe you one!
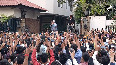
[0,27,115,65]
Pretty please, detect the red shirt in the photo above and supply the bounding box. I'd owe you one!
[31,49,55,65]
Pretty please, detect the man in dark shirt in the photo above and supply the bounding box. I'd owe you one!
[68,15,75,25]
[67,15,75,32]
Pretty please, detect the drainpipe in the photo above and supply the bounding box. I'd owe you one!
[112,5,114,18]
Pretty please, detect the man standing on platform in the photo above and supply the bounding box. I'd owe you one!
[67,15,75,32]
[50,20,57,32]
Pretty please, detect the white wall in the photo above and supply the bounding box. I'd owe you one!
[0,7,14,17]
[14,8,21,18]
[89,16,106,30]
[27,0,54,13]
[0,7,40,19]
[27,0,72,16]
[14,8,40,19]
[53,0,72,16]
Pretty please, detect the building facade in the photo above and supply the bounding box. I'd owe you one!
[0,7,40,19]
[27,0,72,16]
[27,0,73,32]
[0,0,46,33]
[80,16,116,35]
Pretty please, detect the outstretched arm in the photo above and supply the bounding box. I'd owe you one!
[23,46,32,65]
[31,38,41,65]
[94,34,98,51]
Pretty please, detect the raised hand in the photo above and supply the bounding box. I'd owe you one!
[109,49,115,63]
[36,37,41,46]
[69,49,75,59]
[25,46,32,54]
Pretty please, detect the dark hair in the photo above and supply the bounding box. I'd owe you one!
[59,53,68,65]
[1,47,9,55]
[54,46,62,60]
[16,46,25,54]
[96,49,110,65]
[97,55,110,65]
[71,44,78,52]
[10,53,16,61]
[89,43,94,50]
[51,60,61,65]
[82,52,90,62]
[81,46,86,53]
[40,53,48,63]
[17,54,24,64]
[0,59,11,65]
[97,49,107,57]
[0,62,11,65]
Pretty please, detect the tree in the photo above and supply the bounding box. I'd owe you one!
[0,14,14,31]
[57,0,116,23]
[0,14,9,23]
[73,0,116,23]
[0,14,14,23]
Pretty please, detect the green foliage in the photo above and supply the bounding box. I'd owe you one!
[74,0,87,23]
[74,5,84,24]
[0,14,14,23]
[57,0,116,23]
[74,0,116,23]
[0,14,9,23]
[90,4,106,16]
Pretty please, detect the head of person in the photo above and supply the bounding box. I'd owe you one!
[59,53,68,65]
[37,42,47,61]
[17,54,24,65]
[51,60,62,65]
[53,20,55,24]
[82,52,90,62]
[40,53,49,64]
[0,59,11,65]
[71,44,78,52]
[96,49,110,65]
[16,46,25,54]
[81,46,86,53]
[54,46,62,60]
[10,53,17,62]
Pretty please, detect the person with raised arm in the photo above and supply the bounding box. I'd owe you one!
[31,37,55,65]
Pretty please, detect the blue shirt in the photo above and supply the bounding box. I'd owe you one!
[51,23,57,31]
[74,49,82,64]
